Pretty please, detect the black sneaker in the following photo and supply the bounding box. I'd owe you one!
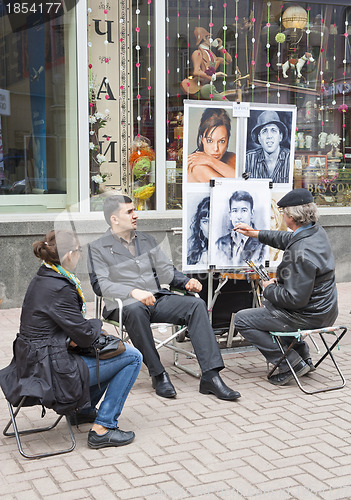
[268,360,310,386]
[88,428,135,449]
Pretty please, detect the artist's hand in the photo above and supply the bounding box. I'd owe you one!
[261,278,276,289]
[234,223,259,238]
[185,278,202,293]
[131,289,156,306]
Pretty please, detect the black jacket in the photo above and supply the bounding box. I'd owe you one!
[259,224,338,326]
[0,266,102,415]
[89,229,190,315]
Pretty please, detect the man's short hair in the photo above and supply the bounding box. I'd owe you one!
[229,191,254,211]
[103,195,133,226]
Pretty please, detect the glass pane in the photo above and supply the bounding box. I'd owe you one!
[0,4,78,213]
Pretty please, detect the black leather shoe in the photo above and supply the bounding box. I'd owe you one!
[199,374,241,401]
[69,409,98,426]
[88,428,135,449]
[151,371,177,398]
[305,357,316,372]
[268,360,310,386]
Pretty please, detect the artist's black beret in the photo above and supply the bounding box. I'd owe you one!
[277,188,314,207]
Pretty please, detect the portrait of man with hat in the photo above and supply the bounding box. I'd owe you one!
[245,109,292,183]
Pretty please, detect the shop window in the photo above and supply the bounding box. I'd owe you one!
[164,0,351,209]
[0,4,79,213]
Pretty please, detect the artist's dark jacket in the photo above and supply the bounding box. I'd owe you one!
[259,224,338,326]
[0,267,101,415]
[89,229,190,316]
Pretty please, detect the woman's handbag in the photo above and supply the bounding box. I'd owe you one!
[67,330,126,359]
[67,331,126,388]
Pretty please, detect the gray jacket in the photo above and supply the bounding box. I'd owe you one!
[89,229,190,315]
[258,224,338,326]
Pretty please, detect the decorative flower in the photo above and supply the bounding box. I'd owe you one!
[275,33,286,43]
[96,153,107,164]
[91,174,104,184]
[205,66,216,76]
[326,133,341,147]
[133,183,155,200]
[338,104,348,113]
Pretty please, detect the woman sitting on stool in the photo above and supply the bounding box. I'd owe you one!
[0,230,142,449]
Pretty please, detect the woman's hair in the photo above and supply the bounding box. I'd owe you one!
[284,202,319,225]
[196,108,231,151]
[33,230,79,265]
[187,196,210,265]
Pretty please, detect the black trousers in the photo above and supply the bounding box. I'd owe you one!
[234,305,313,372]
[107,294,224,377]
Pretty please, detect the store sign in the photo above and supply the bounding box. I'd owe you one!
[0,89,10,116]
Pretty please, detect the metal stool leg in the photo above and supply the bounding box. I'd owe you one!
[3,397,76,459]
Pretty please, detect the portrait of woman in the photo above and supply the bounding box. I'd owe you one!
[187,107,236,183]
[187,196,210,266]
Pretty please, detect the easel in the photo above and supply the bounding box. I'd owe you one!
[206,268,276,351]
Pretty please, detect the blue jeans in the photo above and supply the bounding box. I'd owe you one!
[80,344,142,429]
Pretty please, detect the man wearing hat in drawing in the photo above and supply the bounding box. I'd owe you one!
[245,110,291,183]
[233,188,338,386]
[182,27,232,100]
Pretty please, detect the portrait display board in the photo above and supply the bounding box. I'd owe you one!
[244,104,296,188]
[183,101,240,185]
[182,101,296,272]
[208,179,271,270]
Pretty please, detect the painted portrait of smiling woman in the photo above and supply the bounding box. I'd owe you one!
[187,107,236,183]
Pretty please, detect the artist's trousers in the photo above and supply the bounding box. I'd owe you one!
[234,305,313,372]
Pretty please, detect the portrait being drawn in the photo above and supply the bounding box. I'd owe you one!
[184,103,238,184]
[244,106,296,185]
[183,190,211,272]
[209,179,271,269]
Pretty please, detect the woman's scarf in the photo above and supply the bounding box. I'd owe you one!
[43,261,87,317]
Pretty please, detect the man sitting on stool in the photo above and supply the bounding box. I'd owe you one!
[89,195,241,400]
[234,188,338,385]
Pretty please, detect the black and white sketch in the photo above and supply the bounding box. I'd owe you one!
[209,179,271,269]
[244,105,296,186]
[183,188,211,272]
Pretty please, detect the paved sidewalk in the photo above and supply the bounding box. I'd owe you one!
[0,283,350,500]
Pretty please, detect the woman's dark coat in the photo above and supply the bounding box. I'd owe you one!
[0,266,102,415]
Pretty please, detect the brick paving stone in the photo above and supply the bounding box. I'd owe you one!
[157,480,192,499]
[168,468,202,488]
[130,472,170,487]
[109,485,160,499]
[88,485,120,500]
[13,491,42,500]
[30,477,61,496]
[320,486,351,500]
